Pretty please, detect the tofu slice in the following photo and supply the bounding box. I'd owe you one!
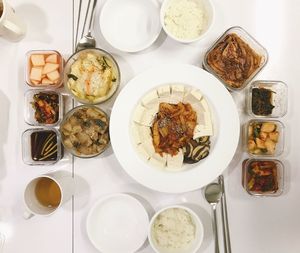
[131,123,142,145]
[136,144,151,161]
[169,85,185,104]
[166,149,184,171]
[46,70,60,82]
[30,67,43,81]
[141,90,159,110]
[45,54,58,63]
[149,153,167,169]
[31,54,45,66]
[138,125,152,142]
[42,63,59,74]
[157,85,171,103]
[132,104,147,124]
[140,139,155,157]
[193,124,213,139]
[183,89,203,104]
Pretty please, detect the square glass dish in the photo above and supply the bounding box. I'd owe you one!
[24,89,63,126]
[247,80,288,118]
[25,50,64,88]
[244,119,285,157]
[242,158,284,197]
[22,128,62,165]
[203,26,268,91]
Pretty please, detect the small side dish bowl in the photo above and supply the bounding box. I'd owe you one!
[160,0,215,43]
[60,105,110,158]
[244,119,285,157]
[242,158,284,197]
[247,80,288,118]
[64,48,120,104]
[203,26,268,91]
[24,89,63,126]
[25,50,64,89]
[100,0,162,52]
[22,128,62,166]
[148,205,204,253]
[86,193,149,253]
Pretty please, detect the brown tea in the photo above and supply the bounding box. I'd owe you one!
[35,177,61,208]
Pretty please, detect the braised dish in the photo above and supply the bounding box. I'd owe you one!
[31,92,59,124]
[60,106,109,157]
[152,102,197,156]
[64,48,120,104]
[242,159,284,196]
[246,120,284,156]
[206,33,262,89]
[204,27,268,90]
[131,84,213,170]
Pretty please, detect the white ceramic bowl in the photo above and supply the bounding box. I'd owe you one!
[100,0,162,52]
[86,193,149,253]
[148,205,204,253]
[160,0,215,43]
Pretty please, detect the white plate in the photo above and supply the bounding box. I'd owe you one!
[86,194,149,253]
[110,64,240,193]
[99,0,162,52]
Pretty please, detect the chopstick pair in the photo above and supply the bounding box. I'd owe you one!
[218,175,232,253]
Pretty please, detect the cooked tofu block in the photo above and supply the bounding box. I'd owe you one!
[30,67,43,81]
[140,139,155,157]
[149,153,167,169]
[157,85,171,103]
[131,123,142,145]
[261,122,276,133]
[183,89,203,104]
[132,104,147,124]
[31,54,45,66]
[141,90,159,110]
[166,149,184,170]
[136,144,151,161]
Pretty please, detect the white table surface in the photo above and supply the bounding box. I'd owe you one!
[0,0,300,253]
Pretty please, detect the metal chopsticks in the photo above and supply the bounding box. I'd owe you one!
[219,175,232,253]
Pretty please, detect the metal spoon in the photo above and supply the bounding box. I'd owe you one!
[76,0,98,51]
[205,182,223,253]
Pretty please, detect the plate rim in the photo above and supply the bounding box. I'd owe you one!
[110,64,240,193]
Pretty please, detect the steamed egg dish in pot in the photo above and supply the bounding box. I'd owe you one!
[65,49,120,104]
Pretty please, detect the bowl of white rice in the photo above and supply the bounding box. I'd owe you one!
[160,0,215,43]
[148,205,204,253]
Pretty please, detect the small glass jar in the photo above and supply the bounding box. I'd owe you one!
[24,89,63,126]
[247,80,288,118]
[25,50,64,88]
[242,158,284,196]
[22,128,62,165]
[244,119,285,157]
[203,26,268,91]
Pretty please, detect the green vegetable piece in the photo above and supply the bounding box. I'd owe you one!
[68,74,78,81]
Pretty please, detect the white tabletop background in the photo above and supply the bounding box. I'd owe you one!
[0,0,299,253]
